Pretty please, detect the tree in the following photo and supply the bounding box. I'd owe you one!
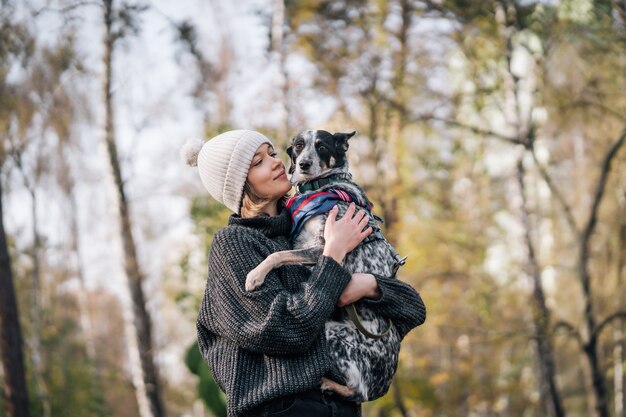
[0,6,33,417]
[0,181,30,417]
[100,1,166,416]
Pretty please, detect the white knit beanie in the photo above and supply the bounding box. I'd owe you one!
[180,130,273,214]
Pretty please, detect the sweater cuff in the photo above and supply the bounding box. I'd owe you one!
[360,274,392,306]
[309,255,352,302]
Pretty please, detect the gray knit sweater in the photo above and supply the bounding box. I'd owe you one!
[196,208,426,417]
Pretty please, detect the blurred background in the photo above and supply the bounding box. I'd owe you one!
[1,0,625,416]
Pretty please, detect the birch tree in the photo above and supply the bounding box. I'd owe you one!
[270,0,290,144]
[100,1,166,416]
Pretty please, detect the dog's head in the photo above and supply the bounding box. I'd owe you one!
[286,130,356,183]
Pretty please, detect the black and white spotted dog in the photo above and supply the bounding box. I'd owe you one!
[245,130,406,402]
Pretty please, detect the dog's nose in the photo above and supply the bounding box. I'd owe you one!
[299,160,312,170]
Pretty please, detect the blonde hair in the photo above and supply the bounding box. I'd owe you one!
[240,181,290,218]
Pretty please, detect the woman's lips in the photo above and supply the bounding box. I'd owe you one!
[274,170,286,180]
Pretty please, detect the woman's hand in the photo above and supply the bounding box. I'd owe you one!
[323,203,372,264]
[338,273,381,307]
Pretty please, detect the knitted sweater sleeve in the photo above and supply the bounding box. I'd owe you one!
[360,274,426,340]
[197,227,352,356]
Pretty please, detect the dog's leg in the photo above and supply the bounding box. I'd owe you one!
[245,246,323,291]
[320,377,355,398]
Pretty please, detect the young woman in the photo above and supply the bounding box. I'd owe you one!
[182,130,426,417]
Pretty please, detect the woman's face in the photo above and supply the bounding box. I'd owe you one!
[246,143,292,200]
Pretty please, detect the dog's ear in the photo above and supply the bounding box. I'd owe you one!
[333,131,356,152]
[286,146,296,174]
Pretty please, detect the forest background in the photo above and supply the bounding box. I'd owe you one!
[1,0,626,417]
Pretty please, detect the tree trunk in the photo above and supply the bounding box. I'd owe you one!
[11,153,50,417]
[615,324,624,417]
[68,189,97,363]
[27,188,51,417]
[498,3,567,413]
[495,7,574,414]
[271,0,289,147]
[582,335,609,417]
[65,164,105,417]
[102,1,165,417]
[615,219,626,417]
[516,158,566,417]
[0,177,31,417]
[578,127,626,417]
[391,378,408,417]
[379,0,412,245]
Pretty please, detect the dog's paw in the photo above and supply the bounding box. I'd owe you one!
[320,377,356,399]
[245,269,266,292]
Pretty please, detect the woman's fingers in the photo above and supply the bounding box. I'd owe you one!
[344,202,356,218]
[336,204,371,234]
[354,209,366,223]
[358,213,370,229]
[326,205,338,223]
[323,202,374,261]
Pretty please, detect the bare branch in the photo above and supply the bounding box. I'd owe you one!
[529,147,578,234]
[8,147,33,193]
[571,99,626,123]
[424,115,525,145]
[32,1,102,17]
[377,94,524,145]
[591,311,626,342]
[581,125,626,263]
[553,320,583,347]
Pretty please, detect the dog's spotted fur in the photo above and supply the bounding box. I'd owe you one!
[246,130,402,402]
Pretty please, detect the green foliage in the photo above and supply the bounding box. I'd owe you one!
[11,267,110,417]
[185,343,227,417]
[190,196,232,258]
[41,310,106,417]
[174,194,231,415]
[0,8,35,161]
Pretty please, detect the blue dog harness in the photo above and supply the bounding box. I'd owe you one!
[285,188,384,243]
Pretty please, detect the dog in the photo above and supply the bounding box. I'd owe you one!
[245,130,406,402]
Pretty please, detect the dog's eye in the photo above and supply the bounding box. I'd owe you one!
[295,143,304,151]
[318,145,327,152]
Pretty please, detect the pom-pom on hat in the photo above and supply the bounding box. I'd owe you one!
[180,130,272,214]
